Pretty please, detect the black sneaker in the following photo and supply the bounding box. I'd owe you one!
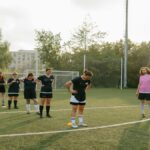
[46,114,52,118]
[14,106,19,109]
[142,114,146,118]
[36,112,40,115]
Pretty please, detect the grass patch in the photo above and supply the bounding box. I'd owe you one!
[0,88,150,150]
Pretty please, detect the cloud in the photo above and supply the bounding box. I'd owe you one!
[0,5,34,50]
[71,0,121,10]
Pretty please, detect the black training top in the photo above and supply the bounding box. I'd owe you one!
[24,78,36,90]
[0,77,5,86]
[8,78,20,92]
[38,75,54,92]
[71,76,91,101]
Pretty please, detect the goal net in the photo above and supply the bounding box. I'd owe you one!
[3,70,79,90]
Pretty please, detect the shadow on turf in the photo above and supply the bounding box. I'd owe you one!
[117,122,150,150]
[21,133,68,150]
[0,115,39,134]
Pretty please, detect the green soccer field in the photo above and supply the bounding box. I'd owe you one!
[0,88,150,150]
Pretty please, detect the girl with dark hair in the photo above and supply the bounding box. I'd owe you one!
[0,72,6,107]
[65,70,93,128]
[37,68,54,118]
[7,72,20,109]
[23,73,39,114]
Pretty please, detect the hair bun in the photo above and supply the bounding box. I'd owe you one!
[84,70,93,77]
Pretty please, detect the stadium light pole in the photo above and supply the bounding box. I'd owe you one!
[83,54,86,71]
[35,50,39,78]
[83,30,87,71]
[120,57,123,90]
[123,0,128,88]
[83,33,87,71]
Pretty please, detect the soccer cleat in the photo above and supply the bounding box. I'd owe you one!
[46,114,52,118]
[78,122,88,127]
[72,123,78,129]
[26,112,30,114]
[36,112,40,115]
[142,114,146,118]
[2,105,6,108]
[14,106,19,109]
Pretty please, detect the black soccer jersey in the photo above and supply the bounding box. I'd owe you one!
[24,78,36,99]
[8,78,20,93]
[38,75,54,92]
[24,78,36,90]
[71,76,91,101]
[0,77,5,93]
[0,77,5,85]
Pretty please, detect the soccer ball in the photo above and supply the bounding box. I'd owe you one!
[67,122,72,127]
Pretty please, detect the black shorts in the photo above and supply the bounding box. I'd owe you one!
[70,102,86,105]
[8,93,19,97]
[70,96,86,105]
[138,93,150,100]
[40,92,53,98]
[8,90,19,97]
[24,89,36,99]
[0,86,5,93]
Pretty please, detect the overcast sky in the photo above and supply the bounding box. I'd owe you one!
[0,0,150,51]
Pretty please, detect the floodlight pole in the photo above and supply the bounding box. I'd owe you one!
[123,0,128,88]
[35,50,38,78]
[83,54,86,71]
[83,31,87,71]
[120,57,123,90]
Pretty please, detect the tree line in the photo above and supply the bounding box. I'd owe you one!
[1,21,150,88]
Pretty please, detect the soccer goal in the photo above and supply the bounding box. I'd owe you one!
[2,70,79,90]
[26,70,80,89]
[52,70,79,89]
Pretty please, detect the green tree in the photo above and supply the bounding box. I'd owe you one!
[87,43,121,87]
[64,19,106,71]
[70,20,106,52]
[128,42,150,87]
[0,30,12,69]
[35,30,61,69]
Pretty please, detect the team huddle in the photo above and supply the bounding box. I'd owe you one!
[0,68,93,129]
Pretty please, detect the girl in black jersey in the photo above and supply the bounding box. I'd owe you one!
[65,70,93,128]
[23,73,39,114]
[0,72,6,107]
[37,68,54,118]
[7,72,20,109]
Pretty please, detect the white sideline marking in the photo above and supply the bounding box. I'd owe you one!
[0,118,149,138]
[0,105,138,114]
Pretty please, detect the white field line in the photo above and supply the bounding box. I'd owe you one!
[0,118,149,138]
[0,105,138,114]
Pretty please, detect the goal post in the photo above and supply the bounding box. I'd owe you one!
[2,70,79,90]
[26,70,80,89]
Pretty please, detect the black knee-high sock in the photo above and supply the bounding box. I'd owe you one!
[14,100,18,108]
[2,99,5,106]
[46,106,50,116]
[40,105,44,116]
[8,100,12,108]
